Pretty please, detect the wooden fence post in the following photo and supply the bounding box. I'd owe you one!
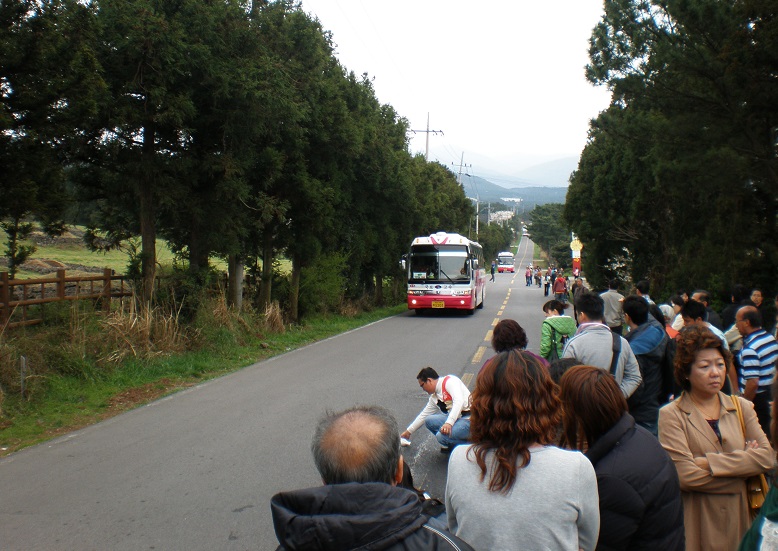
[102,268,112,312]
[57,269,66,300]
[1,272,9,327]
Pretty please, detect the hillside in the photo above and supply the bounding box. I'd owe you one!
[460,175,568,208]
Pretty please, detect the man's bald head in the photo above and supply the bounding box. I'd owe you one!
[312,406,401,485]
[736,305,763,336]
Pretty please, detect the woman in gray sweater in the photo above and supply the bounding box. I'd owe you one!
[445,350,599,550]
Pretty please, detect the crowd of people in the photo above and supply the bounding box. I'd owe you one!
[271,277,778,550]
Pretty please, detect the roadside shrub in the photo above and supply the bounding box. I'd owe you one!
[298,253,347,318]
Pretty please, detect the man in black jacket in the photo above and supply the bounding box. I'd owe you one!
[623,295,669,436]
[271,405,474,551]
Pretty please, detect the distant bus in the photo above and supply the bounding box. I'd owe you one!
[497,251,515,273]
[401,231,486,315]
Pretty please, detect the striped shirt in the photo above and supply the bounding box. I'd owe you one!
[738,328,778,394]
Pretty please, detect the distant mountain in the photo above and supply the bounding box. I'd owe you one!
[514,157,578,188]
[461,175,568,208]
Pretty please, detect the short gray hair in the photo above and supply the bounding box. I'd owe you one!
[312,405,400,485]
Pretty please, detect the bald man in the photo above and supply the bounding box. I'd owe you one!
[271,406,474,550]
[736,306,778,436]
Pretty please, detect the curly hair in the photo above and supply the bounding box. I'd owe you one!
[674,325,732,392]
[491,319,528,352]
[470,350,561,494]
[559,365,627,450]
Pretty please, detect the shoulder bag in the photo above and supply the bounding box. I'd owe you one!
[731,395,769,516]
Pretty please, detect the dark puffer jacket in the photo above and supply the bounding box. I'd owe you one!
[625,317,668,426]
[271,482,474,551]
[585,413,685,551]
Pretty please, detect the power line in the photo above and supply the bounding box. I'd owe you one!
[410,113,443,161]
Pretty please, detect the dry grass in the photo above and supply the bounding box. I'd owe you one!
[99,300,187,364]
[262,301,285,333]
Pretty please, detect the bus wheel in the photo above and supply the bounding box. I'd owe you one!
[415,309,426,316]
[477,292,484,309]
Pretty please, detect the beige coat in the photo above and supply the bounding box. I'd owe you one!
[658,392,774,551]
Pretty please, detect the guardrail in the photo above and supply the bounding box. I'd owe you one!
[0,269,134,329]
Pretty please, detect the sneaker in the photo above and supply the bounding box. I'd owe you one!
[400,437,411,447]
[440,446,452,454]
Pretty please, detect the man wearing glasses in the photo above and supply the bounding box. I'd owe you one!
[736,305,778,436]
[401,367,471,453]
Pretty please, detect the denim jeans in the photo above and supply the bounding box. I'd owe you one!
[424,413,471,448]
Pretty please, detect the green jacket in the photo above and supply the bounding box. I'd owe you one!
[540,315,577,359]
[739,482,778,550]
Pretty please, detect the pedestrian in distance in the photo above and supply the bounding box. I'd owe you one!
[553,271,568,303]
[490,261,496,282]
[601,278,625,335]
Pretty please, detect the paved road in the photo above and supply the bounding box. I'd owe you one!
[1,238,551,551]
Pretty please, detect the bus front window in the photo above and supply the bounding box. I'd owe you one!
[410,255,437,281]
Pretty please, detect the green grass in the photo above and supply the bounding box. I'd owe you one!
[0,303,407,455]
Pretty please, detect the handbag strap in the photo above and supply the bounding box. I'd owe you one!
[731,394,747,438]
[609,331,621,376]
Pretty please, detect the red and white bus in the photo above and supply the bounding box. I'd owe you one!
[401,231,486,314]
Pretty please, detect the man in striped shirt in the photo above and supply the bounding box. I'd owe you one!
[736,305,778,436]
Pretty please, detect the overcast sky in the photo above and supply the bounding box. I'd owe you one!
[299,0,613,186]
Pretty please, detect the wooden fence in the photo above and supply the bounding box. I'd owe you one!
[0,269,134,329]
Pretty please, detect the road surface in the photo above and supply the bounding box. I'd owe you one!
[1,238,553,550]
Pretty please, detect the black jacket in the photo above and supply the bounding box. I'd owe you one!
[625,318,668,425]
[271,482,474,551]
[585,413,684,551]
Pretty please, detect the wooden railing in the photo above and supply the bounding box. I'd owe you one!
[0,269,134,329]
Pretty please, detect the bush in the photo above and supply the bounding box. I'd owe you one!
[298,253,348,318]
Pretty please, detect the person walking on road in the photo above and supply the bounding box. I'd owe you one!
[490,261,496,282]
[601,278,625,335]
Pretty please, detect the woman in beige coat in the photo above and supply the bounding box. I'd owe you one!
[659,325,774,551]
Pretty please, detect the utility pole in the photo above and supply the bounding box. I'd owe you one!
[411,113,443,161]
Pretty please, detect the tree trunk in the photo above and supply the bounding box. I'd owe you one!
[139,123,157,304]
[258,231,273,310]
[374,272,384,305]
[289,254,301,324]
[187,220,210,286]
[228,254,243,311]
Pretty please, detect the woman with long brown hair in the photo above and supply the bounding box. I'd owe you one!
[445,350,599,550]
[560,365,684,550]
[659,325,773,551]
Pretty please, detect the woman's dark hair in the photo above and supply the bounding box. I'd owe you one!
[559,365,627,450]
[470,350,561,494]
[542,299,567,314]
[670,295,685,308]
[491,319,528,352]
[674,325,732,392]
[548,358,582,384]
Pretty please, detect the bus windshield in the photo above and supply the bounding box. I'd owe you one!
[409,245,470,282]
[497,253,514,265]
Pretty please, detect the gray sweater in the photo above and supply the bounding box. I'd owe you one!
[562,322,642,398]
[445,445,599,551]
